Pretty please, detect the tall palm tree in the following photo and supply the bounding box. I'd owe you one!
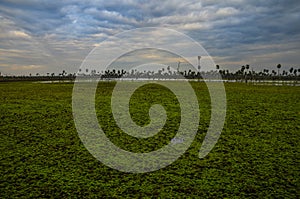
[277,64,281,76]
[245,65,250,83]
[177,61,181,73]
[246,64,250,71]
[241,65,245,72]
[289,67,294,75]
[216,65,220,81]
[241,65,246,82]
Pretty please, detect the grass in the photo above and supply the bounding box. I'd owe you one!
[0,81,299,198]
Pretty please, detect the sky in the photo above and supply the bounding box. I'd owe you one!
[0,0,300,75]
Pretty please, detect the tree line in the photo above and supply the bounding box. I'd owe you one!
[0,64,299,83]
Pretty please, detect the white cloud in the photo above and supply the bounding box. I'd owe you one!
[216,7,239,17]
[8,30,31,38]
[11,64,44,71]
[180,23,211,31]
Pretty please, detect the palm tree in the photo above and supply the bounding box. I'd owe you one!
[177,61,181,73]
[241,65,245,72]
[277,64,281,76]
[245,65,250,83]
[167,65,171,73]
[289,67,294,75]
[241,65,246,82]
[293,69,298,85]
[282,70,286,76]
[294,69,298,76]
[263,69,269,75]
[214,65,220,81]
[246,64,250,71]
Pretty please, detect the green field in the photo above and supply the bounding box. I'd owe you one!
[0,81,299,198]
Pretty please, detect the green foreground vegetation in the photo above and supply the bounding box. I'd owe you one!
[0,81,299,198]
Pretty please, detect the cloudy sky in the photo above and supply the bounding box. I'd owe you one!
[0,0,299,75]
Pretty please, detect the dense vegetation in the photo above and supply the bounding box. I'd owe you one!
[0,81,299,198]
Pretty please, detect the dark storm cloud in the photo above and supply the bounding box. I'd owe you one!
[0,0,299,75]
